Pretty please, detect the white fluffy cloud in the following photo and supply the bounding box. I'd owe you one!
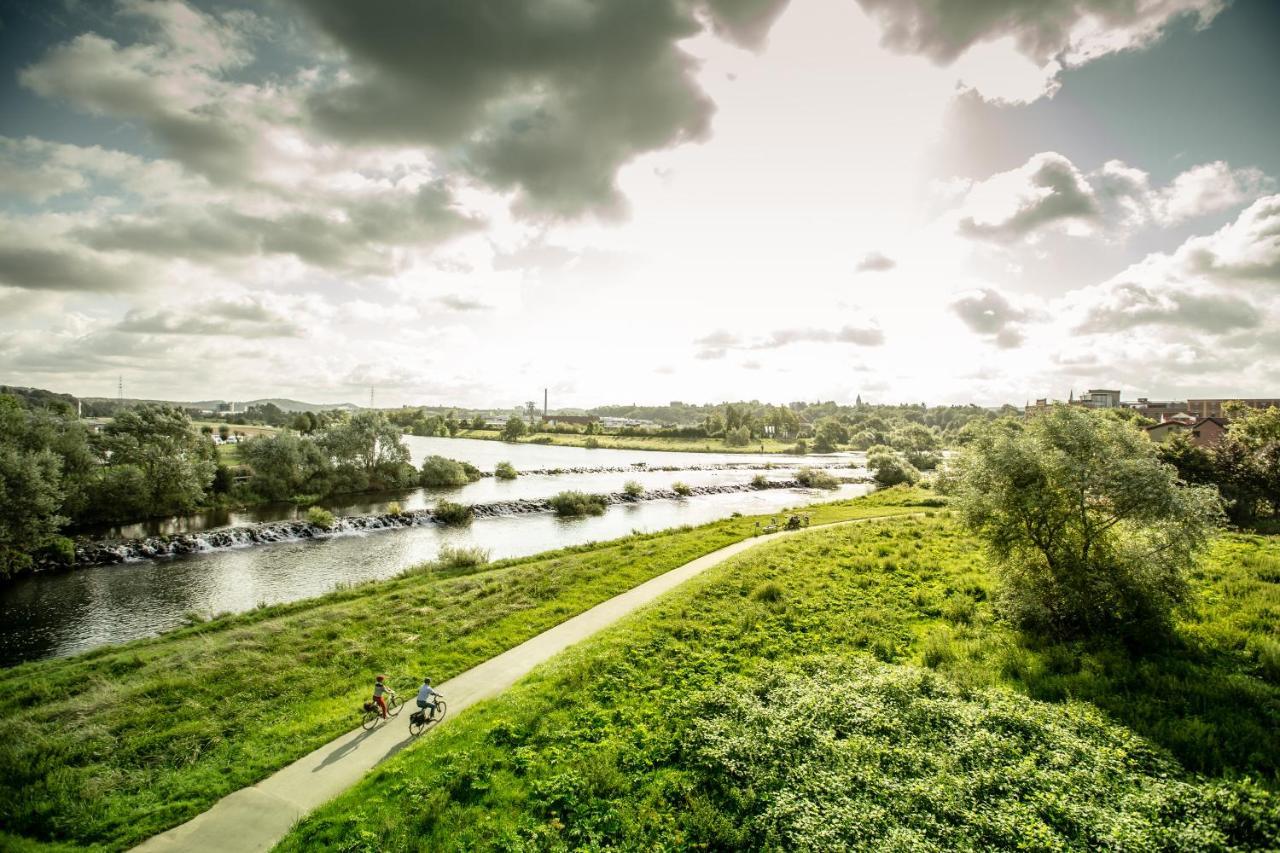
[951,152,1272,243]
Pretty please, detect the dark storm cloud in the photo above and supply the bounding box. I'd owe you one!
[293,0,789,216]
[0,244,139,292]
[854,0,1223,65]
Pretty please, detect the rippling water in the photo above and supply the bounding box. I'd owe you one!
[0,437,866,666]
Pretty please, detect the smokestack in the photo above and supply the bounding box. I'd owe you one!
[543,388,548,418]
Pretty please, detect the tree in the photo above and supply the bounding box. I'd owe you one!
[470,415,487,431]
[812,417,849,454]
[943,407,1222,639]
[239,433,330,501]
[502,416,527,442]
[94,406,216,517]
[320,412,410,477]
[420,455,478,487]
[724,425,752,447]
[0,443,65,577]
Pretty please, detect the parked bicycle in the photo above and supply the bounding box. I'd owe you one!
[408,694,447,736]
[360,689,404,730]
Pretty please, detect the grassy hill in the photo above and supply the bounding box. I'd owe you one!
[280,515,1280,851]
[0,490,928,851]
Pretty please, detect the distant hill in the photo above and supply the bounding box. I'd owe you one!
[66,394,361,413]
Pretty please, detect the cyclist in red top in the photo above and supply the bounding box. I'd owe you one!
[371,675,392,719]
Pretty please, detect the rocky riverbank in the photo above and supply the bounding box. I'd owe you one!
[67,478,866,569]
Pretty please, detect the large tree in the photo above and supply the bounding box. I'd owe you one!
[944,406,1222,639]
[94,406,217,518]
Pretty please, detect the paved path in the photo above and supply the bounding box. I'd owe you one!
[134,512,917,853]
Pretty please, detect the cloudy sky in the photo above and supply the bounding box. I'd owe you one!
[1,0,1278,408]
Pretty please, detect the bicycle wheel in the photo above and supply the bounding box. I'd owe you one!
[409,711,426,737]
[388,694,404,717]
[431,699,447,723]
[361,708,379,730]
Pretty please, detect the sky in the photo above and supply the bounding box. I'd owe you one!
[1,0,1278,409]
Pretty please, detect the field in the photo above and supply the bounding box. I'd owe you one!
[280,515,1280,851]
[454,428,805,455]
[0,490,929,851]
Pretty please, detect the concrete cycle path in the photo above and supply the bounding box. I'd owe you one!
[134,511,920,853]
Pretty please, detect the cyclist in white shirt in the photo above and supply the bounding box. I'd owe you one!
[416,677,439,715]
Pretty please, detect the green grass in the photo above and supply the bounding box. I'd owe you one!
[279,515,1280,851]
[0,489,930,850]
[454,429,803,454]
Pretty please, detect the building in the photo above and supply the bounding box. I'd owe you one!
[1125,398,1189,421]
[1076,389,1122,409]
[1186,398,1280,419]
[1024,398,1053,417]
[542,415,598,427]
[1190,417,1230,448]
[1145,421,1190,443]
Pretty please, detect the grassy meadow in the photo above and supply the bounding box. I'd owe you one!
[280,514,1280,851]
[454,429,804,455]
[0,489,929,851]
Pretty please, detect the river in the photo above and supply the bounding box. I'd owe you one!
[0,436,866,666]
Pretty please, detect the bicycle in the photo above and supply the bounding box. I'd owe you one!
[408,694,447,736]
[360,689,404,730]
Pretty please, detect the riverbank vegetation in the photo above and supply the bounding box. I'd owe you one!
[419,454,482,488]
[0,392,428,578]
[280,514,1280,850]
[549,490,609,517]
[0,490,930,850]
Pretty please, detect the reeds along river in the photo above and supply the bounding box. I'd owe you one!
[0,436,867,666]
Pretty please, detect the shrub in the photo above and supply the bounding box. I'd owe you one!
[385,501,403,517]
[866,445,920,487]
[795,467,839,489]
[724,426,752,447]
[420,455,473,487]
[584,437,601,449]
[306,506,335,529]
[461,461,482,482]
[623,480,644,499]
[549,491,608,517]
[38,535,76,566]
[672,481,693,496]
[494,461,518,480]
[436,545,490,570]
[433,500,474,525]
[792,439,808,455]
[751,581,783,603]
[751,474,769,488]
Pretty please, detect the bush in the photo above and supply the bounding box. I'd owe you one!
[306,506,335,529]
[751,581,783,603]
[385,501,403,517]
[792,439,808,455]
[584,437,601,449]
[724,426,752,447]
[751,474,769,488]
[420,455,478,488]
[433,500,474,525]
[672,481,693,497]
[494,461,518,480]
[866,445,920,486]
[436,545,490,570]
[549,491,608,517]
[623,480,644,499]
[38,535,76,567]
[795,467,839,489]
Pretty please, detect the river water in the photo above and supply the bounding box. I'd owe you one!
[1,437,866,666]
